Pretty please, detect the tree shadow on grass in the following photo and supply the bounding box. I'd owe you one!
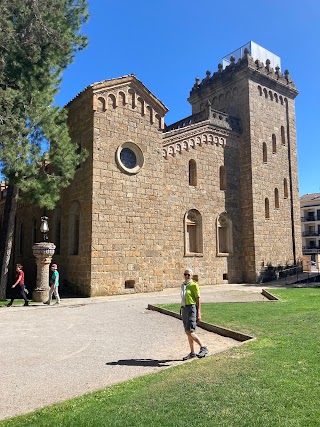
[106,358,181,367]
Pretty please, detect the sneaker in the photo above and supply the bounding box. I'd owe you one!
[197,346,208,358]
[23,302,29,306]
[182,352,197,361]
[54,302,60,305]
[6,302,12,307]
[43,301,50,305]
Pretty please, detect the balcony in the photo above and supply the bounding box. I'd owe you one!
[303,246,320,254]
[302,231,320,237]
[301,215,320,222]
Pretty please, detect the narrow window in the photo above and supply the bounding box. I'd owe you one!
[184,210,203,255]
[281,126,286,145]
[265,198,270,219]
[275,188,279,209]
[284,178,288,199]
[263,142,267,163]
[272,134,277,154]
[189,160,197,186]
[217,213,233,255]
[219,166,226,190]
[97,97,106,112]
[69,201,80,255]
[108,94,117,109]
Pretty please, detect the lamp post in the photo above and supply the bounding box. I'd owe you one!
[32,216,56,302]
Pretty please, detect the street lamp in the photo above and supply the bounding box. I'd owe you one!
[40,216,49,241]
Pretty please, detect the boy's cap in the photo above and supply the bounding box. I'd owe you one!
[51,264,58,269]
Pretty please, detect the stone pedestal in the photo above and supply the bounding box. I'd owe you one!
[32,242,56,302]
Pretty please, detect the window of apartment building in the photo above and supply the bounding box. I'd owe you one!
[265,198,270,219]
[189,160,197,186]
[275,188,280,209]
[272,134,277,154]
[219,166,226,191]
[284,178,288,199]
[263,142,267,163]
[217,212,233,255]
[68,201,80,255]
[184,209,203,255]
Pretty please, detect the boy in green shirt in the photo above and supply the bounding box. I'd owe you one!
[181,268,208,360]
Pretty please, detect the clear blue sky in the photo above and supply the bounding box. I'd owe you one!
[55,0,320,196]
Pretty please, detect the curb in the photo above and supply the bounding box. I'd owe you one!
[147,304,255,342]
[261,289,279,301]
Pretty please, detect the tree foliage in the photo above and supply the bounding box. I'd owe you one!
[0,0,89,298]
[0,0,89,208]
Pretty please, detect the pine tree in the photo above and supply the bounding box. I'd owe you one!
[0,0,89,299]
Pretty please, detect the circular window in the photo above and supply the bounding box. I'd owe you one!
[116,142,144,174]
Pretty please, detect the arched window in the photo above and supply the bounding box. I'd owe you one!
[219,166,226,190]
[258,86,262,96]
[108,94,117,109]
[272,134,277,153]
[281,126,286,145]
[118,91,126,106]
[189,160,197,186]
[217,212,233,255]
[284,178,288,199]
[263,88,268,98]
[263,142,267,163]
[128,89,135,109]
[137,97,145,116]
[184,209,203,255]
[147,106,153,124]
[97,97,106,112]
[265,198,270,219]
[275,188,279,209]
[68,201,80,255]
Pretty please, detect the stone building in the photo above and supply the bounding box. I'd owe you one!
[0,43,302,296]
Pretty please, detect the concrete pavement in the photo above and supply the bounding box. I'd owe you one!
[0,284,268,420]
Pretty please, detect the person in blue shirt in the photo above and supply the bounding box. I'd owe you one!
[44,263,60,305]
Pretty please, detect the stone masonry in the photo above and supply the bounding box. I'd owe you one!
[0,47,302,296]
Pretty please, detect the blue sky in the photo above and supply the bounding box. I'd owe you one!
[55,0,320,196]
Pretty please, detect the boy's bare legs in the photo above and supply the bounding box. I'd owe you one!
[186,331,204,353]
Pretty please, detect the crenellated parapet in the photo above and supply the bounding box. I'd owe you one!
[190,48,296,96]
[165,102,241,134]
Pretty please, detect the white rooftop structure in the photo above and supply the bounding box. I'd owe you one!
[222,41,281,70]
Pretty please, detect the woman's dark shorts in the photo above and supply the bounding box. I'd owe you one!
[182,304,197,332]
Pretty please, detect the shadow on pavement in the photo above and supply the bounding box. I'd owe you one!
[106,358,181,367]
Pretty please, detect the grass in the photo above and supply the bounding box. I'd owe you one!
[1,288,320,426]
[0,299,23,307]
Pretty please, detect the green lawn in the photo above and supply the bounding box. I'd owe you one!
[1,288,320,426]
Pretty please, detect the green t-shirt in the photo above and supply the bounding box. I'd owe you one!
[51,270,59,286]
[181,280,200,305]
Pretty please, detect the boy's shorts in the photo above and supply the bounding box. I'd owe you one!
[181,304,197,332]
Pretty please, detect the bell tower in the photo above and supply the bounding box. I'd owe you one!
[188,42,302,282]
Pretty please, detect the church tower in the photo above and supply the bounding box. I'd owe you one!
[188,42,302,281]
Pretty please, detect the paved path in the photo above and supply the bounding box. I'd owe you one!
[0,284,267,420]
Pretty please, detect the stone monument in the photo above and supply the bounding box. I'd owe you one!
[32,217,56,302]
